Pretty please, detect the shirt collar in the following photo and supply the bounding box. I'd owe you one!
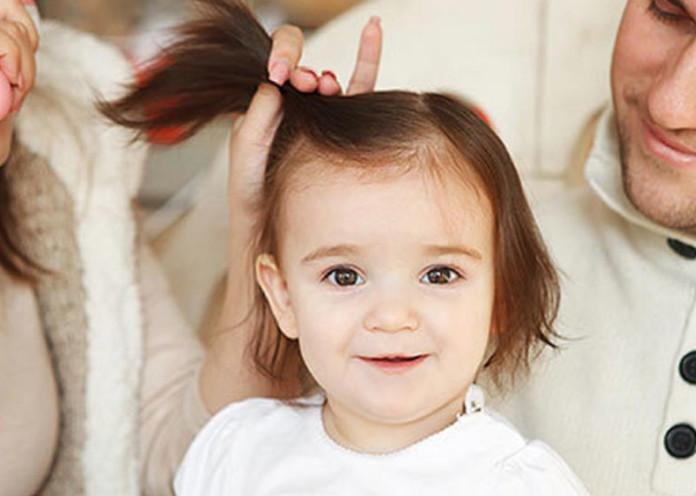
[585,108,696,247]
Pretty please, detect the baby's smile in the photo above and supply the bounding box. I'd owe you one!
[356,354,430,374]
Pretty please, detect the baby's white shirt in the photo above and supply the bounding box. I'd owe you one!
[175,394,589,495]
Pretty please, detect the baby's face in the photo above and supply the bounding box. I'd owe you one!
[257,163,495,452]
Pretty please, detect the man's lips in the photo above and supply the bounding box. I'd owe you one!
[642,120,696,168]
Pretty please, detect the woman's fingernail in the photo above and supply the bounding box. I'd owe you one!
[369,16,380,25]
[321,70,337,80]
[269,60,290,85]
[300,67,318,80]
[17,73,24,90]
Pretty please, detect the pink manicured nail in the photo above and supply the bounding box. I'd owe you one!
[369,16,380,25]
[269,60,290,85]
[321,70,337,80]
[300,67,318,80]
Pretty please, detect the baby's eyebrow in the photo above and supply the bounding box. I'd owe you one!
[301,244,361,264]
[423,244,482,260]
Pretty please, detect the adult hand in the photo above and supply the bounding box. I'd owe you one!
[0,0,39,165]
[227,16,383,213]
[201,17,383,412]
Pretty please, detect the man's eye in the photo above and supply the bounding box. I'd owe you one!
[325,268,364,286]
[421,267,460,285]
[649,0,689,23]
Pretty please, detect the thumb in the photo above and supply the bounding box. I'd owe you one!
[233,83,283,149]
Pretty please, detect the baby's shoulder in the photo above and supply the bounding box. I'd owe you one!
[175,396,321,494]
[200,396,315,445]
[496,439,590,495]
[471,410,589,495]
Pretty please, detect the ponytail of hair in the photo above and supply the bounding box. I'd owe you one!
[99,0,428,157]
[98,0,274,140]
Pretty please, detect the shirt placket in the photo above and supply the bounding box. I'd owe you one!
[652,255,696,496]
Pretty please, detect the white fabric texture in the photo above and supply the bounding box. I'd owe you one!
[15,21,147,495]
[174,393,588,495]
[493,110,696,496]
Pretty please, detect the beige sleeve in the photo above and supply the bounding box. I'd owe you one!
[137,241,212,496]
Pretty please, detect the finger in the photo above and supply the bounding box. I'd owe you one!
[347,16,382,96]
[12,26,34,111]
[231,83,282,151]
[268,25,304,85]
[231,114,245,133]
[1,0,39,51]
[289,67,318,93]
[0,27,22,85]
[228,84,283,206]
[317,71,341,96]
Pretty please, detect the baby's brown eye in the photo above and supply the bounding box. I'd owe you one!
[326,268,364,286]
[422,267,459,284]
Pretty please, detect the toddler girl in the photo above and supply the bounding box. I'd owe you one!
[102,1,589,494]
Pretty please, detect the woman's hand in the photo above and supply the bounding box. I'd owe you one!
[227,16,382,212]
[0,0,39,165]
[200,17,383,413]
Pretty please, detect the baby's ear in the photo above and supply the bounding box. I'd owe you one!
[255,254,298,339]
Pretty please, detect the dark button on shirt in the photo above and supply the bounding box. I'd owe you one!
[667,238,696,260]
[680,351,696,385]
[664,424,696,459]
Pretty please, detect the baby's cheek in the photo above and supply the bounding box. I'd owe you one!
[425,301,491,353]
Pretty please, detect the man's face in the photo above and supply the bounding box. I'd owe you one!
[612,0,696,233]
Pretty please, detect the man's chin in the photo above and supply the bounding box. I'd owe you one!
[622,160,696,234]
[613,107,696,233]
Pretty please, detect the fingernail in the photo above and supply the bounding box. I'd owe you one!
[269,60,290,85]
[369,16,380,25]
[321,70,337,80]
[300,67,318,80]
[17,73,24,91]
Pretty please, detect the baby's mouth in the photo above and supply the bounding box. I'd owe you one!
[365,355,425,363]
[358,354,428,373]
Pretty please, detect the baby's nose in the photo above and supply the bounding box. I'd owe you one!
[362,297,420,333]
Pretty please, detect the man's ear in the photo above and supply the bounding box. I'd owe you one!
[255,253,298,339]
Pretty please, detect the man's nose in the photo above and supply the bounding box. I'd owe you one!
[648,37,696,130]
[362,291,420,333]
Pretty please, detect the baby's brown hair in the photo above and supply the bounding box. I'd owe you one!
[100,0,560,389]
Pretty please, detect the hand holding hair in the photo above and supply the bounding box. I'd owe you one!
[230,16,382,212]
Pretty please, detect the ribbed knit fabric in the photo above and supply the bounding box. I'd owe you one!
[6,140,88,495]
